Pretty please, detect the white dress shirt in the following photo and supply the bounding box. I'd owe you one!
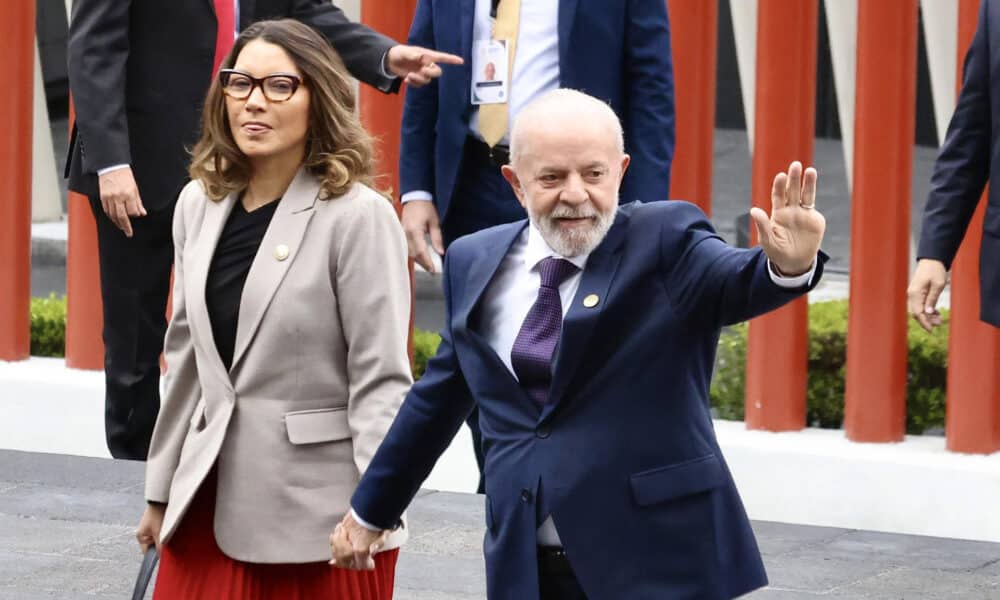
[401,0,560,204]
[354,224,816,544]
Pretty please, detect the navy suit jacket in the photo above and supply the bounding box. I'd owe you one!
[353,201,826,599]
[399,0,675,222]
[917,0,1000,326]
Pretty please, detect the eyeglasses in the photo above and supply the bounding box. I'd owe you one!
[219,69,303,102]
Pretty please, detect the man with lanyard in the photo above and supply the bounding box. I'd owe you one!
[397,0,676,491]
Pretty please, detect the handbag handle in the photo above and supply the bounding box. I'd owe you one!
[131,546,160,600]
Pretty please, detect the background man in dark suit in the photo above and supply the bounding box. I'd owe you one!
[331,90,827,599]
[909,0,1000,331]
[397,0,675,490]
[66,0,460,461]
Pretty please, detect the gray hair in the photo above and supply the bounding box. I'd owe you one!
[508,89,625,165]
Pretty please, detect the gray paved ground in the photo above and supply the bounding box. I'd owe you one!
[2,450,998,599]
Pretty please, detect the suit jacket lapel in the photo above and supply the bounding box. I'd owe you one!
[229,169,319,372]
[542,213,627,420]
[187,191,237,384]
[460,0,476,68]
[457,220,529,331]
[558,0,581,68]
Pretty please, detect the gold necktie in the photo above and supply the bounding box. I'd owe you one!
[478,0,520,148]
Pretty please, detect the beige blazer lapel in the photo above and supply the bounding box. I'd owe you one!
[229,168,320,372]
[186,190,237,384]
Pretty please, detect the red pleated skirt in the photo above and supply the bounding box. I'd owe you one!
[153,470,398,600]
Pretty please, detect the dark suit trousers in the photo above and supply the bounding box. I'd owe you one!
[443,136,525,493]
[89,196,175,461]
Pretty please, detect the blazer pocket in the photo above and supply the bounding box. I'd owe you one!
[629,454,725,507]
[284,407,351,445]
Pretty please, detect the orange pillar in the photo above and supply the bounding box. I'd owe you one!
[360,0,417,197]
[844,1,918,442]
[64,104,105,370]
[745,0,817,430]
[945,0,1000,454]
[361,0,418,356]
[0,0,35,361]
[666,0,717,214]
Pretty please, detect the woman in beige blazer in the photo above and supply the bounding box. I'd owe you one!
[134,19,412,599]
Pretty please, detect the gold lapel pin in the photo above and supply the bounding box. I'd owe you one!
[275,244,290,261]
[583,294,600,308]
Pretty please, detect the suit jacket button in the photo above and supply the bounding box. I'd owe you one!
[520,489,533,503]
[535,425,551,439]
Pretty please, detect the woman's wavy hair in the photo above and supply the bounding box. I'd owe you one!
[189,19,374,201]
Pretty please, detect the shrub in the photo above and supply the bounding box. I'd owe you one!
[412,327,441,379]
[27,295,948,434]
[710,299,949,434]
[30,294,67,358]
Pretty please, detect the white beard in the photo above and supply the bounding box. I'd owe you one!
[529,202,615,257]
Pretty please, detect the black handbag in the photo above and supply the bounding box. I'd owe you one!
[130,547,159,600]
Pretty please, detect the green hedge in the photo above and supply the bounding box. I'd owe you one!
[711,299,949,434]
[409,300,949,434]
[28,296,949,433]
[30,294,67,358]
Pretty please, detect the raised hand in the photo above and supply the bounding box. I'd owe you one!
[749,161,826,276]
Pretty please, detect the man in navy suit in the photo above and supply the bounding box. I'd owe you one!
[909,0,1000,330]
[332,90,827,599]
[399,0,675,489]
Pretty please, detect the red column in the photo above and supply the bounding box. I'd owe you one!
[844,1,918,442]
[745,0,817,431]
[361,0,418,356]
[945,0,1000,454]
[666,0,717,214]
[0,0,35,361]
[360,0,416,198]
[64,104,105,370]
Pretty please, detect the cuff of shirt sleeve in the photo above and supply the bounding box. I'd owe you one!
[97,164,130,176]
[351,508,383,532]
[380,50,399,80]
[401,191,434,204]
[767,259,816,288]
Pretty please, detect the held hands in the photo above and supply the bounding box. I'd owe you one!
[907,258,948,331]
[402,200,445,273]
[750,161,826,276]
[136,503,165,554]
[387,45,463,87]
[329,512,389,571]
[98,166,147,238]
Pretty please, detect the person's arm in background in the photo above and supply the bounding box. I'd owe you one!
[67,0,146,237]
[908,0,992,331]
[289,0,461,93]
[619,0,675,203]
[398,0,446,272]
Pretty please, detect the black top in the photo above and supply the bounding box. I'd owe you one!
[206,198,280,371]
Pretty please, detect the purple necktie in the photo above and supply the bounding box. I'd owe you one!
[511,257,579,406]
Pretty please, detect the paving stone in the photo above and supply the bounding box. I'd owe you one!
[753,520,851,556]
[4,449,1000,599]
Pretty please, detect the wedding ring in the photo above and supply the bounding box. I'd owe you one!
[799,202,815,209]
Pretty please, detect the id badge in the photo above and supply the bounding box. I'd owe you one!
[471,39,509,105]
